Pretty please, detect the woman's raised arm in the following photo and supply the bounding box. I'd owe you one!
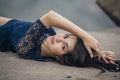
[40,10,100,58]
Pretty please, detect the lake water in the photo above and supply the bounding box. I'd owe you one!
[0,0,116,31]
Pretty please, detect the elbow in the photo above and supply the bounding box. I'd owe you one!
[47,10,56,15]
[40,10,58,27]
[40,10,57,27]
[46,10,57,18]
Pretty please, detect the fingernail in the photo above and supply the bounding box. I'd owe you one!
[91,55,93,58]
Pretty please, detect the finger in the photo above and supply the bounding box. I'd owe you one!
[106,51,114,54]
[87,47,93,58]
[105,53,115,58]
[109,60,115,65]
[107,55,115,59]
[91,48,101,59]
[106,56,115,61]
[103,58,109,64]
[98,53,101,60]
[93,54,98,58]
[106,51,115,55]
[106,54,115,58]
[95,48,100,52]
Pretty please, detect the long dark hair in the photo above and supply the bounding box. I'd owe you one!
[57,36,120,72]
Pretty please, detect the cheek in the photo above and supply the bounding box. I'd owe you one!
[47,37,52,45]
[50,44,63,56]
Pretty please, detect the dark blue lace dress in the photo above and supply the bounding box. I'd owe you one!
[0,19,56,61]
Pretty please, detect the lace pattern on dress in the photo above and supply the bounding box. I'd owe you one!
[17,20,47,55]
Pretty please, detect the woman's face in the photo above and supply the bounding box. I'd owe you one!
[44,34,77,57]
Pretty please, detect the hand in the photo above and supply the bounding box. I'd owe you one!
[100,51,115,64]
[83,35,100,58]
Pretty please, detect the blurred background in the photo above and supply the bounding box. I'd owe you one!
[0,0,116,31]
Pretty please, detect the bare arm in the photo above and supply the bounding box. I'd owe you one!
[40,10,89,39]
[0,16,12,26]
[40,10,100,58]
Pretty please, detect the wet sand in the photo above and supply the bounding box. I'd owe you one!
[0,27,120,80]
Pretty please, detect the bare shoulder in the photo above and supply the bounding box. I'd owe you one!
[0,16,12,26]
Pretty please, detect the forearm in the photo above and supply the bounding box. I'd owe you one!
[40,10,91,39]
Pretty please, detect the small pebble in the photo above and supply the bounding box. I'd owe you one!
[114,75,117,78]
[66,75,71,78]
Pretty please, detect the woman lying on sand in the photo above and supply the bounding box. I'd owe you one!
[0,10,120,72]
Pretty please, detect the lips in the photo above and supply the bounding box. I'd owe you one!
[51,36,55,44]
